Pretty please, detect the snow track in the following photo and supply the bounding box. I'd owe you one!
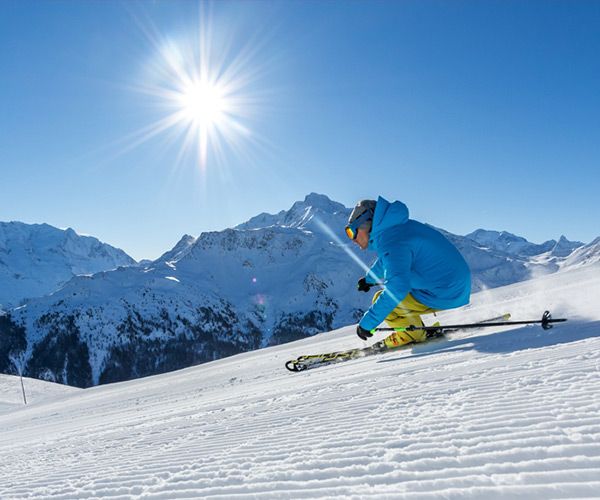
[1,264,599,499]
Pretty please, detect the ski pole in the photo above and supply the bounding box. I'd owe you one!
[374,310,566,333]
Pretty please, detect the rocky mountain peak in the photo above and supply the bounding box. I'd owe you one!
[236,193,349,233]
[155,234,197,263]
[550,235,584,257]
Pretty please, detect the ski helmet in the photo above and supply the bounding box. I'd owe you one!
[346,199,376,240]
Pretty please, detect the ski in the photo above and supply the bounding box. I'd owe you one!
[285,312,513,372]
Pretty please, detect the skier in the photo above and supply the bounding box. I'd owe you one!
[346,197,471,348]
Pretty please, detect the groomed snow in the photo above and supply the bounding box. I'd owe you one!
[0,375,80,415]
[0,264,599,499]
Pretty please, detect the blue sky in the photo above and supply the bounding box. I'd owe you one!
[1,0,599,260]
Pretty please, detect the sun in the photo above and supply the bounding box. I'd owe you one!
[178,80,227,128]
[126,6,266,173]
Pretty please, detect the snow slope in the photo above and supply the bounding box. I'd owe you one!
[0,264,599,499]
[0,374,80,415]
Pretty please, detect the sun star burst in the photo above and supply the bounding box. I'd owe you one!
[127,6,265,174]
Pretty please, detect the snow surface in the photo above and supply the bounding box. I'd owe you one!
[0,263,599,499]
[0,374,80,415]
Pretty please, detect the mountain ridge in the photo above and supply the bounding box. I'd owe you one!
[0,221,137,309]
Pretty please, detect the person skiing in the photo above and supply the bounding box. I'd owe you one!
[346,197,471,348]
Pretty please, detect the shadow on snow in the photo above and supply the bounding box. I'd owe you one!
[378,319,600,363]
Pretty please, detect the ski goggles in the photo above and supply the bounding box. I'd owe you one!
[345,209,373,240]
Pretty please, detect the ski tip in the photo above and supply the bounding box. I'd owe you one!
[285,360,306,372]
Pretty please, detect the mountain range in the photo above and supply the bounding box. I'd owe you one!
[1,193,598,388]
[0,221,136,309]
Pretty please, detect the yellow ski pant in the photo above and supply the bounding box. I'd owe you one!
[372,290,439,348]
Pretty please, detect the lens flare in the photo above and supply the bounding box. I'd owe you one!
[312,216,403,307]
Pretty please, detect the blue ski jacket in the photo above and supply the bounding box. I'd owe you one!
[359,197,471,331]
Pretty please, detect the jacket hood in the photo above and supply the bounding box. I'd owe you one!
[369,196,409,246]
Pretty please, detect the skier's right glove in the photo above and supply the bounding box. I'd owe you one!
[356,325,373,341]
[357,277,372,293]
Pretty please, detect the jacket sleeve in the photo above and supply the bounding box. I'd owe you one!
[365,258,384,285]
[359,244,412,331]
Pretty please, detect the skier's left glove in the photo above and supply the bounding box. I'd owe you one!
[357,277,372,293]
[356,325,373,341]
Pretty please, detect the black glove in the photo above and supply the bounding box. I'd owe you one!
[356,324,373,341]
[357,277,372,293]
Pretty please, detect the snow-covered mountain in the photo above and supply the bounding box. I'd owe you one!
[1,216,371,387]
[1,264,599,498]
[1,194,598,389]
[236,192,349,232]
[562,236,600,268]
[465,228,583,257]
[0,221,136,308]
[154,234,197,263]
